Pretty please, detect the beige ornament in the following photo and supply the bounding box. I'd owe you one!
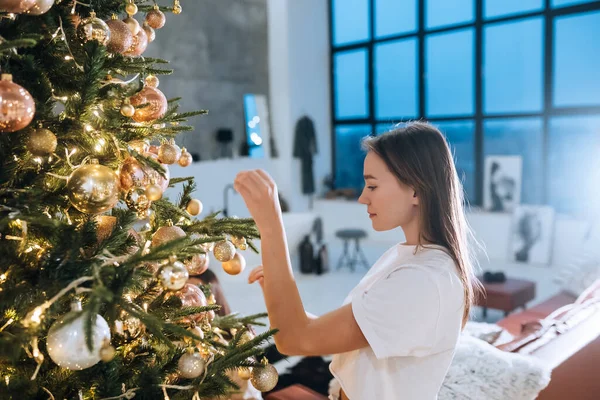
[213,240,236,262]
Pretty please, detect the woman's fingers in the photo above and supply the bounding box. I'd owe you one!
[248,265,264,284]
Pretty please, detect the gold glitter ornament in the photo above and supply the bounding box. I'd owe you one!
[151,219,186,247]
[213,240,236,262]
[250,359,279,392]
[145,5,166,29]
[27,128,57,156]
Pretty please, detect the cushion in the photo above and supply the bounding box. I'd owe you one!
[555,250,600,297]
[463,321,514,346]
[439,335,551,400]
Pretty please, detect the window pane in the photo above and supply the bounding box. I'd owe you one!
[334,49,369,119]
[549,116,600,215]
[332,0,370,46]
[426,29,475,117]
[375,39,418,120]
[434,121,476,201]
[484,118,544,206]
[376,0,417,37]
[335,125,372,192]
[426,0,474,29]
[484,18,544,114]
[554,11,600,107]
[484,0,543,19]
[552,0,597,7]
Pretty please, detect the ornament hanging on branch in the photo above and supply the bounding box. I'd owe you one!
[27,127,57,156]
[222,252,246,276]
[46,301,111,370]
[123,27,148,57]
[186,199,203,216]
[125,0,137,16]
[250,358,279,392]
[168,283,208,323]
[127,139,149,153]
[145,4,166,29]
[158,255,189,291]
[145,179,163,201]
[106,15,134,54]
[67,159,120,214]
[172,0,182,15]
[0,0,36,13]
[124,189,151,216]
[157,140,181,164]
[231,236,248,250]
[25,0,55,15]
[145,74,159,88]
[213,240,236,262]
[184,252,209,275]
[119,155,170,193]
[0,74,35,133]
[99,339,116,362]
[123,16,140,35]
[178,147,193,167]
[178,348,206,379]
[77,12,111,46]
[151,219,186,247]
[129,86,167,122]
[142,23,155,43]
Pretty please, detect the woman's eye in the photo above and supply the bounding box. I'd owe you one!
[367,186,376,191]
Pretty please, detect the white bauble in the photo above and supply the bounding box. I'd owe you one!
[178,351,206,379]
[46,302,111,370]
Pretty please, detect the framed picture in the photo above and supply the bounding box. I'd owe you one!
[484,155,522,212]
[510,205,555,265]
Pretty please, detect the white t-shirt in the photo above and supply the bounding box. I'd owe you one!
[329,243,465,400]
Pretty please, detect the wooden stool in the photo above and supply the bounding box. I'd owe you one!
[476,277,536,319]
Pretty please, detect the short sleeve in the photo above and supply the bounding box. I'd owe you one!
[351,266,441,359]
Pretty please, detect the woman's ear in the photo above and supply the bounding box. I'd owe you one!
[412,190,419,206]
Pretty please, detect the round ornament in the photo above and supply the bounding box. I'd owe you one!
[46,301,111,370]
[142,23,155,43]
[27,128,57,156]
[178,350,205,379]
[145,74,159,88]
[25,0,54,15]
[184,252,209,275]
[178,147,193,167]
[151,220,186,247]
[213,240,236,263]
[106,16,133,54]
[145,6,166,29]
[129,86,167,122]
[250,361,279,392]
[77,12,111,45]
[0,74,35,133]
[221,252,246,276]
[0,0,36,13]
[67,160,120,214]
[158,255,189,291]
[186,199,203,216]
[157,142,181,164]
[123,27,148,57]
[123,16,140,34]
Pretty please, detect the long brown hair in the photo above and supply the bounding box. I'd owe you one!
[362,121,481,327]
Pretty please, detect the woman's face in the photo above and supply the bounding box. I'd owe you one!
[358,152,419,232]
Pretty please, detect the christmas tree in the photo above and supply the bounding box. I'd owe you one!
[0,1,277,399]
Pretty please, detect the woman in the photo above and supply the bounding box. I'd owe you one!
[234,122,479,399]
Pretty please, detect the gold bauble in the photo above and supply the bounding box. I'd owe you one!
[123,16,140,34]
[186,199,203,216]
[125,1,137,16]
[127,139,149,154]
[123,27,148,57]
[95,215,117,243]
[77,12,111,45]
[119,155,169,192]
[172,0,182,14]
[129,86,167,122]
[184,253,209,275]
[213,240,236,263]
[238,367,253,380]
[151,220,186,247]
[158,255,189,291]
[250,362,278,392]
[221,252,246,275]
[27,128,57,156]
[178,350,206,379]
[124,190,151,214]
[178,148,193,167]
[145,6,166,29]
[145,74,159,88]
[106,16,133,54]
[158,142,181,164]
[145,183,163,201]
[0,0,36,13]
[231,236,248,250]
[0,74,35,133]
[121,103,135,117]
[142,23,155,43]
[67,160,120,214]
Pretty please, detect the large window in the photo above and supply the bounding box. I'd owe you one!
[331,0,600,215]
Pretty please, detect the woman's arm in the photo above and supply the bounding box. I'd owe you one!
[234,169,368,356]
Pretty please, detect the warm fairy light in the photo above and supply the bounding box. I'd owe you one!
[94,138,106,153]
[34,157,43,164]
[70,148,77,155]
[93,110,101,117]
[0,274,6,283]
[143,303,148,312]
[64,55,73,60]
[4,375,9,385]
[84,124,94,133]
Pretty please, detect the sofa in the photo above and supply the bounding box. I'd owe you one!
[495,280,600,400]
